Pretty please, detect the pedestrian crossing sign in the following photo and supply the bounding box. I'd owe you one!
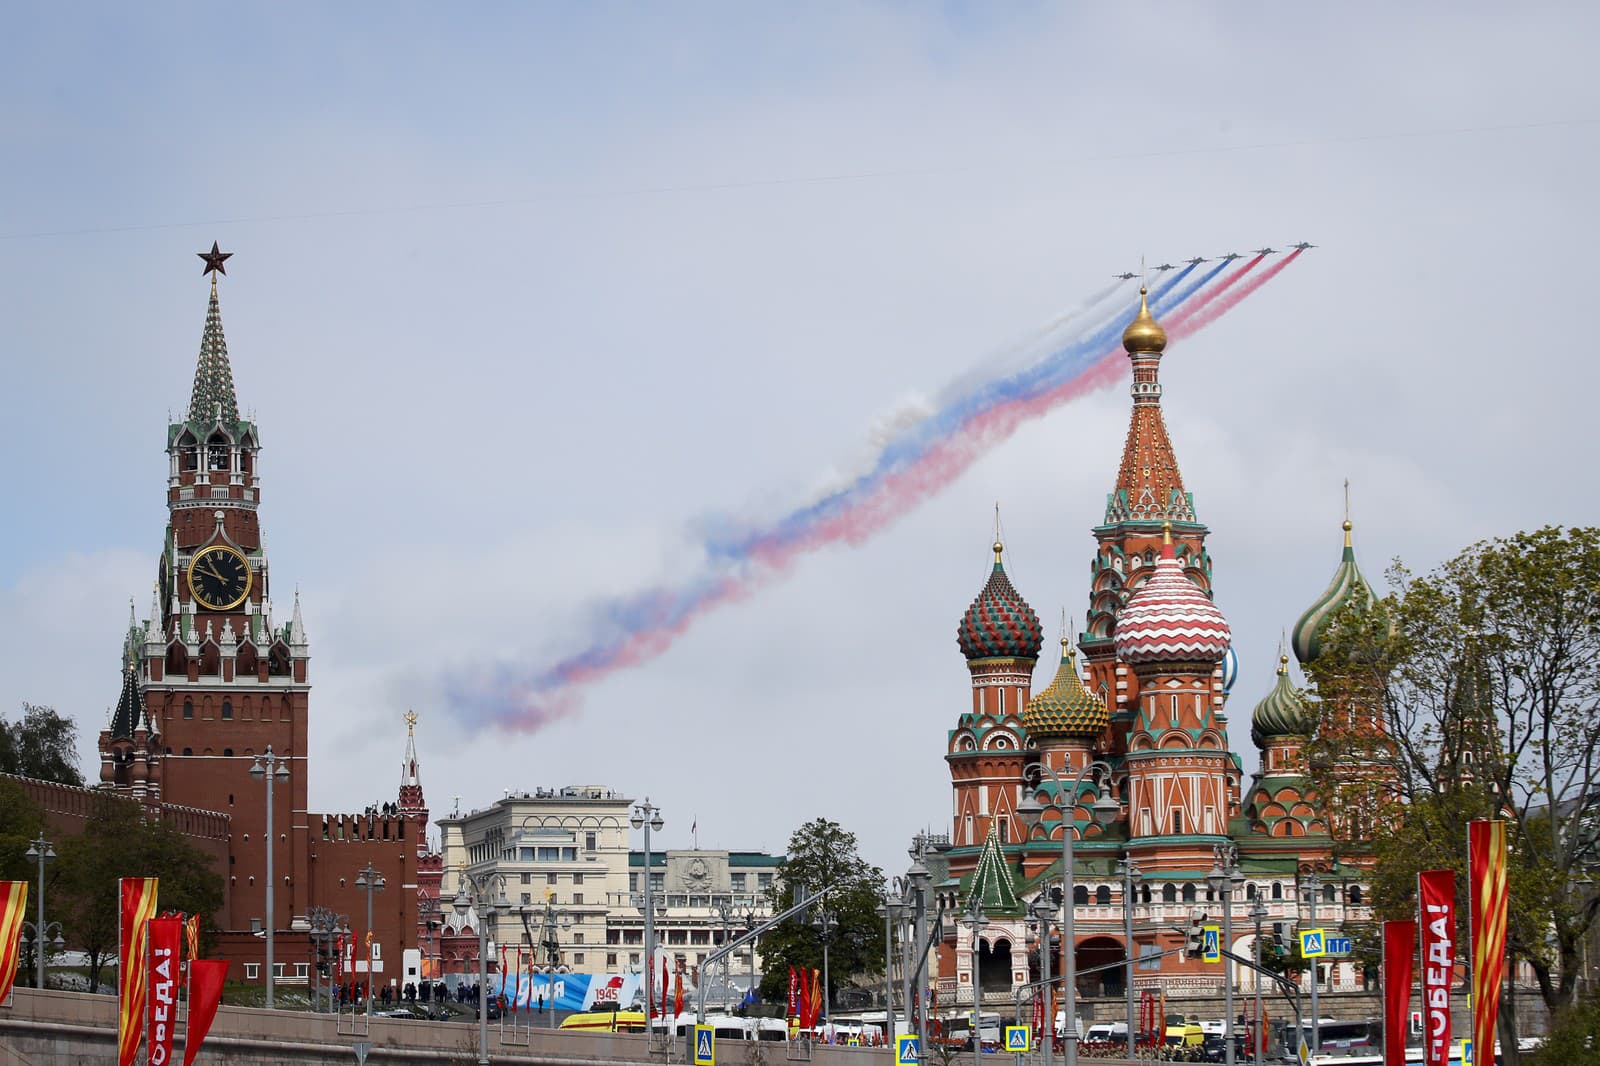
[1202,924,1221,963]
[693,1024,715,1066]
[1004,1025,1031,1052]
[1300,928,1326,957]
[896,1033,921,1065]
[1461,1038,1473,1066]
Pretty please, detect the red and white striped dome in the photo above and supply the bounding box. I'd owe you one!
[1113,538,1231,664]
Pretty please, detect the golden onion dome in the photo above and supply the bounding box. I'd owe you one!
[1023,639,1109,741]
[1121,286,1167,354]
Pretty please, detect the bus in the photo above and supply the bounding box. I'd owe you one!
[1289,1019,1377,1055]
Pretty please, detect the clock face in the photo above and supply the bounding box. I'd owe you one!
[187,545,252,611]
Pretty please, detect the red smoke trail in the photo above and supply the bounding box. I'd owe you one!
[1176,248,1303,333]
[1163,254,1265,333]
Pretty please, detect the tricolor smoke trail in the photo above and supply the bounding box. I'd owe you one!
[446,250,1305,731]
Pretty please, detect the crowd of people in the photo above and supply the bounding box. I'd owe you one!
[330,979,488,1008]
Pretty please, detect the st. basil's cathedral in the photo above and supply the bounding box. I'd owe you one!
[933,289,1384,1010]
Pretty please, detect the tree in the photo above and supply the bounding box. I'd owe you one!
[0,703,85,786]
[1304,526,1600,1062]
[757,818,886,1009]
[54,794,224,991]
[0,777,47,883]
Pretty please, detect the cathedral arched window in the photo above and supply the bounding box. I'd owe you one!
[1096,886,1111,906]
[1246,883,1257,901]
[1181,884,1196,904]
[183,699,193,719]
[1324,885,1336,904]
[1271,882,1282,901]
[1349,885,1363,904]
[997,819,1008,844]
[1074,886,1088,906]
[1161,884,1176,904]
[222,699,233,720]
[1140,884,1151,905]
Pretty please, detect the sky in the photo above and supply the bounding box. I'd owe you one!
[2,3,1598,880]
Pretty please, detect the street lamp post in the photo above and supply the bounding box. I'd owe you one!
[1029,893,1055,1063]
[248,746,290,1009]
[1303,872,1323,1055]
[1116,854,1142,1057]
[1017,759,1122,1066]
[306,907,345,1013]
[740,906,760,1012]
[22,834,55,989]
[355,863,387,1018]
[907,846,934,1058]
[455,869,510,1066]
[812,905,838,1031]
[630,799,664,1033]
[877,890,906,1046]
[1207,844,1244,1066]
[1249,891,1267,1066]
[536,896,571,1027]
[961,893,989,1051]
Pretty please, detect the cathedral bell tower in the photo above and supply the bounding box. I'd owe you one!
[100,244,312,935]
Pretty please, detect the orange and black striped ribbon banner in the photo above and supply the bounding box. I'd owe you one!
[1470,820,1509,1061]
[118,877,159,1066]
[147,916,182,1066]
[0,881,28,1003]
[1382,920,1417,1066]
[1418,870,1455,1066]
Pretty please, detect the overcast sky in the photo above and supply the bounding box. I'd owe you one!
[3,3,1597,879]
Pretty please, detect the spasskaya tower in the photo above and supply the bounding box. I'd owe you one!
[99,243,311,945]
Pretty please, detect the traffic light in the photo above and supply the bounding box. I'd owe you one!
[1183,921,1205,960]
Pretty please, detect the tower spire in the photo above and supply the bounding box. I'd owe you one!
[1105,287,1194,525]
[187,245,240,424]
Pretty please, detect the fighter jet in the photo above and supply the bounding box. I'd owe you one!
[1153,263,1177,272]
[1113,272,1138,280]
[1253,247,1278,256]
[1185,256,1208,265]
[1217,252,1243,262]
[1289,241,1316,251]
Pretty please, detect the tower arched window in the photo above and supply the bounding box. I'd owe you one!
[1349,885,1363,904]
[182,747,192,756]
[1324,885,1336,904]
[1074,886,1088,906]
[1271,882,1282,901]
[1162,884,1176,904]
[1095,886,1111,906]
[1140,884,1151,904]
[222,699,233,720]
[183,700,193,719]
[207,431,230,470]
[1181,884,1196,904]
[997,818,1008,843]
[1246,883,1257,901]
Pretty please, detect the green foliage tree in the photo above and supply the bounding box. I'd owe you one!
[54,794,224,991]
[0,703,84,786]
[757,818,885,1010]
[0,777,47,883]
[1304,526,1600,1063]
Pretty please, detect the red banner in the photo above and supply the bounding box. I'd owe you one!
[183,959,228,1066]
[147,917,182,1066]
[1470,820,1509,1062]
[119,877,160,1066]
[1383,920,1417,1066]
[787,965,798,1022]
[0,881,27,1003]
[1419,870,1456,1066]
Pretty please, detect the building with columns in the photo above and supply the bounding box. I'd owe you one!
[935,288,1387,1017]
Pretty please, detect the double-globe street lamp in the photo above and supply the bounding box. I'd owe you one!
[1248,889,1268,1066]
[22,834,58,989]
[1027,891,1055,1062]
[306,906,348,1013]
[630,799,664,1029]
[1302,871,1324,1055]
[811,905,838,1031]
[248,747,290,1009]
[960,894,989,1051]
[454,868,511,1066]
[876,889,907,1047]
[1206,844,1245,1066]
[1017,759,1121,1066]
[518,894,571,1027]
[355,863,387,1018]
[1115,854,1142,1054]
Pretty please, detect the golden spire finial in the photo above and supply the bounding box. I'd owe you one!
[1162,519,1173,545]
[993,502,1004,563]
[404,709,418,734]
[1277,630,1289,674]
[1121,284,1168,354]
[1342,479,1353,546]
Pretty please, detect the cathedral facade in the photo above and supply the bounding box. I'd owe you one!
[936,288,1384,1013]
[91,252,440,991]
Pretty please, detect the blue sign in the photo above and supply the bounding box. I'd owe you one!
[693,1024,715,1066]
[1324,936,1353,956]
[1004,1025,1031,1052]
[896,1034,921,1065]
[1202,925,1221,963]
[1300,929,1325,958]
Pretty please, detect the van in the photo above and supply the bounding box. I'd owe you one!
[1084,1022,1128,1046]
[1163,1021,1204,1057]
